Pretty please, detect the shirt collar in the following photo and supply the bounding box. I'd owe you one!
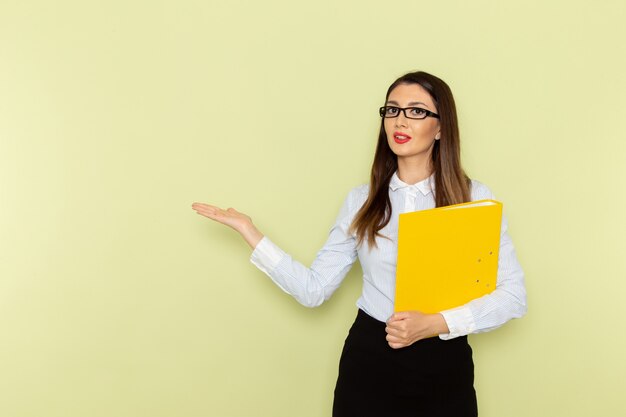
[389,171,434,195]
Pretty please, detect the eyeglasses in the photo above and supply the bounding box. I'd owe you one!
[379,106,440,120]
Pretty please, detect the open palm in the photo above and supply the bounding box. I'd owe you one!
[191,202,263,248]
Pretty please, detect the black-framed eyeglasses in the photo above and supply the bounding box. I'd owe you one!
[379,106,440,120]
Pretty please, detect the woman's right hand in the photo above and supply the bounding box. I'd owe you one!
[191,203,264,249]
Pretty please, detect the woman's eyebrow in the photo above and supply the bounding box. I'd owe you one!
[386,100,431,109]
[408,101,430,108]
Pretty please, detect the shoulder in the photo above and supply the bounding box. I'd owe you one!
[469,179,496,201]
[338,184,369,214]
[346,183,369,205]
[330,184,369,224]
[351,183,370,198]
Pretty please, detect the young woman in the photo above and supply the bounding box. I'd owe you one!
[192,71,527,417]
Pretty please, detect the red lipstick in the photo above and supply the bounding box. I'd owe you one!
[393,131,412,144]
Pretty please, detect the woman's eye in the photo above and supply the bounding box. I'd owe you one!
[386,107,399,115]
[410,108,426,116]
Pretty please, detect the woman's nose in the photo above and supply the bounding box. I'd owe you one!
[395,111,409,128]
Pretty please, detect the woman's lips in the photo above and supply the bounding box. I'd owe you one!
[394,132,412,144]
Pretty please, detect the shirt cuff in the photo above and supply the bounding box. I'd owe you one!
[249,236,285,276]
[438,306,477,340]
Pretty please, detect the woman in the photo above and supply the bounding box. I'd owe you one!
[192,71,527,417]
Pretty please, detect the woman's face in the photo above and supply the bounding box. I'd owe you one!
[383,83,441,161]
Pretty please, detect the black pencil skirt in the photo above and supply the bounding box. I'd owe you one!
[333,309,477,417]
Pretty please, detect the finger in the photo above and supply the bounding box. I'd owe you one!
[194,205,241,220]
[195,211,218,219]
[388,341,406,349]
[385,320,406,331]
[388,311,410,322]
[385,325,403,336]
[194,207,228,221]
[385,333,403,343]
[192,203,221,211]
[386,333,409,345]
[194,207,220,217]
[192,207,214,216]
[386,329,409,341]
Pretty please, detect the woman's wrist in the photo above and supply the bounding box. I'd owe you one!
[239,220,264,249]
[429,313,450,336]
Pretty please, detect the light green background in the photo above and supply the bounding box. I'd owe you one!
[1,1,625,416]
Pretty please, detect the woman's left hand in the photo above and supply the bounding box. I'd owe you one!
[385,311,449,349]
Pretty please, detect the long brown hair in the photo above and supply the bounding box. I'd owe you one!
[350,71,471,247]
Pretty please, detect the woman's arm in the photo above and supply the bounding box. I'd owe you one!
[384,182,527,347]
[191,188,361,307]
[384,217,526,347]
[439,215,527,339]
[438,182,527,339]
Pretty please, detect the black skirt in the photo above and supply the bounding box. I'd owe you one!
[333,309,478,417]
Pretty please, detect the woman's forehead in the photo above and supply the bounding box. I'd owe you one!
[387,83,435,108]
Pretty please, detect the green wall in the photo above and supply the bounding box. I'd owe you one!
[1,1,625,416]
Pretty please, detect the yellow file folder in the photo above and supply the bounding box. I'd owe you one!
[394,199,502,314]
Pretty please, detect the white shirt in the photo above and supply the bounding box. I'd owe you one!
[250,172,527,340]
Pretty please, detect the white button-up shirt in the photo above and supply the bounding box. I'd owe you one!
[250,172,527,339]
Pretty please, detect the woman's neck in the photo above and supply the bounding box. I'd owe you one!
[396,155,433,185]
